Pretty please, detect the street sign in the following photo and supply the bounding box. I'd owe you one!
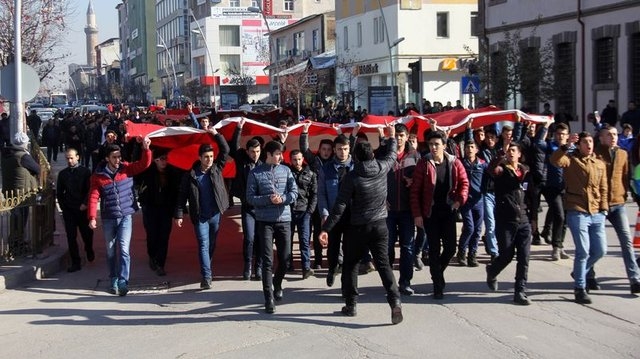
[0,62,40,102]
[461,76,480,94]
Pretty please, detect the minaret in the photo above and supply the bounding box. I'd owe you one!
[84,0,98,67]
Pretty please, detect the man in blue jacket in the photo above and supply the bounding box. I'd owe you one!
[247,140,298,314]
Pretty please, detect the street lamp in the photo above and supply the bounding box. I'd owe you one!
[68,76,79,103]
[191,24,218,108]
[156,31,179,105]
[248,5,280,106]
[389,37,405,115]
[377,0,405,115]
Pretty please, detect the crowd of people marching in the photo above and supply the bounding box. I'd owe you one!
[3,97,640,325]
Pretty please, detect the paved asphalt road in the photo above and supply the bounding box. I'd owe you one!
[0,157,639,358]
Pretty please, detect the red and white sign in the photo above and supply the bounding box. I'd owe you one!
[263,0,273,16]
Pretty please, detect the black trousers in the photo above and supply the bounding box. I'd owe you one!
[62,208,94,266]
[142,205,173,267]
[488,221,532,292]
[311,208,324,266]
[527,183,542,235]
[542,186,566,248]
[327,216,347,271]
[258,221,291,301]
[341,219,400,306]
[424,209,457,287]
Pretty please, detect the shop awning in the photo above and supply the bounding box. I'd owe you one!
[309,50,336,70]
[275,60,310,76]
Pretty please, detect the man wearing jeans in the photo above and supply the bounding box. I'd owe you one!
[385,123,420,295]
[88,137,152,296]
[175,129,230,290]
[288,149,317,279]
[247,141,298,314]
[593,125,640,294]
[551,132,608,304]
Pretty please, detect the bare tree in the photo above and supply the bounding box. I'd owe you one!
[335,49,368,104]
[467,28,556,111]
[280,67,315,118]
[0,0,73,81]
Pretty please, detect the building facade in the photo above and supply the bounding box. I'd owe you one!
[95,38,122,102]
[156,0,191,103]
[189,0,334,109]
[336,0,479,115]
[482,0,640,130]
[118,0,161,104]
[268,12,336,110]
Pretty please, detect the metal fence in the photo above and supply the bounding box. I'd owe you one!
[0,136,55,263]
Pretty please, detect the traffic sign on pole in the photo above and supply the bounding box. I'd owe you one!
[0,62,40,102]
[461,76,480,94]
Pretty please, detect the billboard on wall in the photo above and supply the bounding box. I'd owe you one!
[241,18,297,69]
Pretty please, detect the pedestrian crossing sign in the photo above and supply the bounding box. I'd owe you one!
[461,76,480,94]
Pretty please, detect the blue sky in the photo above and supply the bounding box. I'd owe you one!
[64,0,120,67]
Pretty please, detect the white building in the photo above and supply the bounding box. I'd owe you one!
[482,0,640,130]
[189,0,335,109]
[336,0,479,115]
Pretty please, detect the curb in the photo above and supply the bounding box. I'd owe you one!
[0,245,67,290]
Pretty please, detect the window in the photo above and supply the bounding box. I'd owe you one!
[631,33,640,102]
[470,11,479,37]
[555,42,575,116]
[343,26,348,50]
[595,37,614,84]
[220,54,241,73]
[357,22,362,47]
[193,56,205,77]
[312,29,319,51]
[629,32,640,105]
[293,31,305,56]
[437,12,449,38]
[284,0,294,11]
[192,30,205,50]
[219,25,240,47]
[251,0,259,7]
[520,46,540,108]
[373,18,379,44]
[373,17,384,44]
[229,0,239,7]
[276,37,286,60]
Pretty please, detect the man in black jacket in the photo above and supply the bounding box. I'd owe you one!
[57,148,93,272]
[137,149,182,276]
[319,123,403,325]
[288,149,317,279]
[174,128,230,289]
[231,118,264,280]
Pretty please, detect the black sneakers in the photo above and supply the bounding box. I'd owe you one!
[341,305,357,316]
[486,266,498,291]
[200,278,212,290]
[513,291,531,305]
[574,288,592,304]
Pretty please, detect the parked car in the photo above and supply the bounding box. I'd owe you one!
[79,105,109,116]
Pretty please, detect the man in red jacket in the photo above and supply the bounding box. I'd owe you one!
[88,136,152,296]
[410,130,469,300]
